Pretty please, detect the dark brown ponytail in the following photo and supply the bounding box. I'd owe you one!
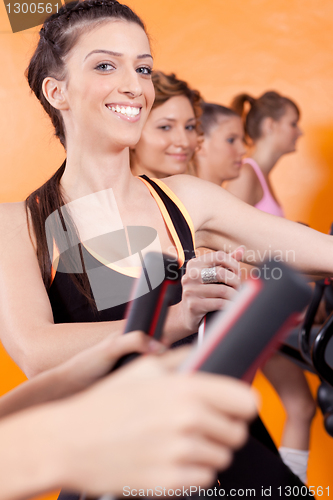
[231,91,300,142]
[231,93,255,119]
[26,161,95,304]
[26,162,65,287]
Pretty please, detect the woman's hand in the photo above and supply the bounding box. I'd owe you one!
[178,248,243,334]
[53,348,258,495]
[0,347,258,500]
[59,330,164,394]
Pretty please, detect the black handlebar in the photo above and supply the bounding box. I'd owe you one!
[299,278,328,364]
[111,252,183,371]
[312,312,333,386]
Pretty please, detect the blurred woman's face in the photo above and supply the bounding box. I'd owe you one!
[198,116,246,183]
[131,95,198,178]
[272,105,303,154]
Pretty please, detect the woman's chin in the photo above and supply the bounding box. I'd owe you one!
[166,162,188,176]
[113,132,143,150]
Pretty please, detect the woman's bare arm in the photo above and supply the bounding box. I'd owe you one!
[0,201,243,376]
[0,202,126,377]
[0,351,258,500]
[0,331,161,419]
[163,175,333,276]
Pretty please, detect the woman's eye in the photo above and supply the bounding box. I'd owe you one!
[136,66,152,76]
[186,124,196,131]
[227,137,235,144]
[95,62,114,72]
[158,125,171,131]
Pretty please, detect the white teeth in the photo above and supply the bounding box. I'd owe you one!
[108,105,141,117]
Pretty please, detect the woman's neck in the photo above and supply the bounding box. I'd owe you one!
[250,141,283,175]
[61,146,134,203]
[195,157,222,185]
[130,156,164,179]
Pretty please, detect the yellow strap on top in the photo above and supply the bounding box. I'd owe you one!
[83,243,141,278]
[138,176,187,267]
[151,177,196,246]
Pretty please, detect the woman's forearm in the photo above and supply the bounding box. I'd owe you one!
[163,303,195,344]
[5,302,205,378]
[238,215,333,275]
[0,330,161,420]
[6,319,125,378]
[165,176,333,276]
[0,363,76,419]
[12,314,196,377]
[205,205,333,275]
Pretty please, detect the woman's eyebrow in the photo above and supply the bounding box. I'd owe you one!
[156,116,196,123]
[137,53,153,60]
[155,117,176,122]
[84,49,153,61]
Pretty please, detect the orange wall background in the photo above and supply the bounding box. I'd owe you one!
[1,0,333,498]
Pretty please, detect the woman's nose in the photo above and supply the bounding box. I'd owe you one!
[238,140,246,156]
[119,68,143,99]
[172,127,190,148]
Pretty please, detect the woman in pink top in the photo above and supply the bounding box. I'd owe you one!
[226,91,301,216]
[240,157,285,217]
[226,91,314,483]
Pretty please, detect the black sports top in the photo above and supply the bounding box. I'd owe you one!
[48,175,196,325]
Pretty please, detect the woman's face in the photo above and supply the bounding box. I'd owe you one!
[131,95,198,178]
[56,20,155,151]
[272,105,303,154]
[199,116,246,182]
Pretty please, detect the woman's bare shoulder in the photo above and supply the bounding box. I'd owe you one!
[0,201,33,250]
[0,201,27,230]
[230,163,259,185]
[225,163,262,205]
[157,175,231,229]
[161,174,222,199]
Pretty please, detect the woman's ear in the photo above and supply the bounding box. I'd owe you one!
[261,116,274,136]
[42,77,68,110]
[195,136,207,156]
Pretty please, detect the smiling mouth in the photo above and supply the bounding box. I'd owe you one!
[167,153,189,161]
[106,104,141,118]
